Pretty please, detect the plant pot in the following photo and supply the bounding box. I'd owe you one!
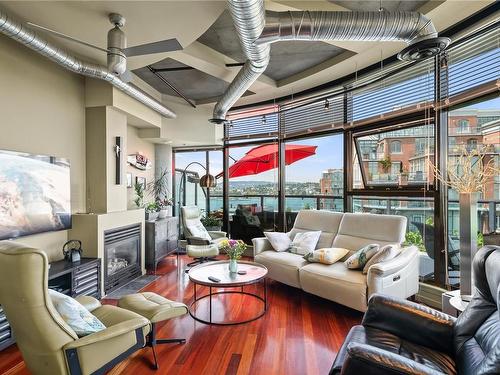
[158,208,170,219]
[205,226,222,232]
[398,174,408,186]
[228,259,238,273]
[146,211,159,221]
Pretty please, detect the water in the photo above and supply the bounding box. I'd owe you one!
[209,196,342,213]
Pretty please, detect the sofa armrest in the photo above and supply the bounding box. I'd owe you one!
[339,343,442,375]
[75,295,101,312]
[187,236,211,246]
[208,231,227,239]
[252,237,273,256]
[362,294,455,355]
[368,246,418,277]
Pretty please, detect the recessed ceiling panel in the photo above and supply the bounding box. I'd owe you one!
[133,58,253,103]
[197,10,348,81]
[332,1,428,12]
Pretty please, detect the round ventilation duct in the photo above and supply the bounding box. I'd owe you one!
[398,37,450,61]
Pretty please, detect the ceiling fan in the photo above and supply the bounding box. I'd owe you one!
[27,13,182,82]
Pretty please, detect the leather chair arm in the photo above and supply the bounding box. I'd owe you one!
[341,343,442,375]
[362,294,455,355]
[252,237,273,256]
[208,231,227,239]
[75,296,101,312]
[64,317,149,349]
[187,236,211,246]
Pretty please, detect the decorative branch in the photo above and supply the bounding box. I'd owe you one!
[428,145,499,194]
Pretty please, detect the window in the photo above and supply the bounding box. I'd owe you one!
[466,138,478,150]
[354,123,434,187]
[457,119,470,134]
[390,140,402,154]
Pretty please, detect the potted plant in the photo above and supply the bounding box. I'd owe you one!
[378,155,392,173]
[145,201,160,221]
[133,182,144,209]
[220,239,247,273]
[147,168,172,218]
[201,214,222,231]
[429,146,499,301]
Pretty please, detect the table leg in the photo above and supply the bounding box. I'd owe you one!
[194,283,197,301]
[264,278,267,312]
[209,287,212,323]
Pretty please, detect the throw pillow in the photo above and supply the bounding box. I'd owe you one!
[264,232,291,252]
[49,289,106,337]
[362,245,402,274]
[290,231,322,255]
[304,248,350,265]
[344,243,380,269]
[189,223,212,240]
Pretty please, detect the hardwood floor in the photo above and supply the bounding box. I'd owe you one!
[0,255,362,375]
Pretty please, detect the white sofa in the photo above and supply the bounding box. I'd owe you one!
[252,210,419,312]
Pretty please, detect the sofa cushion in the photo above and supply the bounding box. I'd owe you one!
[290,231,321,255]
[289,210,344,249]
[254,250,308,288]
[333,213,406,250]
[264,232,291,252]
[345,244,380,270]
[299,262,368,312]
[363,244,401,274]
[304,248,350,265]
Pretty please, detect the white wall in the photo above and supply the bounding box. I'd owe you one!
[0,34,86,261]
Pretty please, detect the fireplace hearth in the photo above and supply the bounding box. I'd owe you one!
[104,224,142,294]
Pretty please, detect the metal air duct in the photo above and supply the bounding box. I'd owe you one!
[210,1,449,123]
[0,9,176,118]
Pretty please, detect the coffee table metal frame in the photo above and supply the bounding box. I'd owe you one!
[188,261,267,326]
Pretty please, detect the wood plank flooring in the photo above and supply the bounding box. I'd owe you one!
[0,255,362,375]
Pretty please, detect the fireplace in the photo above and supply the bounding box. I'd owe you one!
[104,224,142,294]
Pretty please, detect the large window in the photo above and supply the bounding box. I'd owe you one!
[447,97,500,287]
[354,123,435,187]
[284,134,343,229]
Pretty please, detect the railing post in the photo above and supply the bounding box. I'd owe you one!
[488,201,495,234]
[316,197,321,210]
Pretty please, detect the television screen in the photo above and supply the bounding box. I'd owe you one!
[0,149,71,240]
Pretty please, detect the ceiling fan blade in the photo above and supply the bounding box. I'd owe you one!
[27,22,109,53]
[119,69,133,83]
[123,38,182,57]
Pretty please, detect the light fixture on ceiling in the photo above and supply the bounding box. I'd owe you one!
[324,99,330,111]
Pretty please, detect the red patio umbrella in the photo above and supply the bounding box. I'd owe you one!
[217,144,317,179]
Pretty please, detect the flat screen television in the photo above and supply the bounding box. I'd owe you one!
[0,149,71,240]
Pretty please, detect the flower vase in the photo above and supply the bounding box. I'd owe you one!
[228,259,238,273]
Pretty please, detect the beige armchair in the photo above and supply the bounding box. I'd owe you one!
[180,206,228,269]
[0,241,150,375]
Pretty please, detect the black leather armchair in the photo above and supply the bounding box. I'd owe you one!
[330,245,500,375]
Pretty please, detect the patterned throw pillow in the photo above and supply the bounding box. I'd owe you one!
[304,248,350,265]
[344,244,380,269]
[265,232,292,252]
[189,223,212,240]
[362,245,402,274]
[49,289,106,337]
[289,231,322,255]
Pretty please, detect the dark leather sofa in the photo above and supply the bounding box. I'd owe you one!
[330,245,500,375]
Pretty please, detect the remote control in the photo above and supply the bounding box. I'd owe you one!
[237,270,247,275]
[208,276,221,282]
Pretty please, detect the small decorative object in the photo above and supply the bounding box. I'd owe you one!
[115,136,122,185]
[127,152,152,170]
[201,213,222,231]
[62,240,83,263]
[220,239,246,273]
[134,181,144,208]
[126,173,133,188]
[429,146,499,301]
[136,176,146,190]
[145,201,160,221]
[398,165,409,186]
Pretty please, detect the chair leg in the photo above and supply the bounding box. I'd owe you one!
[148,323,186,370]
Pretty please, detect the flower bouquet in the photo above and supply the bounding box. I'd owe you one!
[220,239,246,273]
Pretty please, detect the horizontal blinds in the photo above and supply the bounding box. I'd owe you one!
[280,95,344,136]
[351,59,434,122]
[225,112,278,140]
[447,26,499,97]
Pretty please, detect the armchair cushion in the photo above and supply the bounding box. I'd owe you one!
[49,290,106,337]
[362,294,456,356]
[75,295,102,313]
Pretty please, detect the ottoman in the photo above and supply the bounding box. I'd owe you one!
[118,292,188,369]
[186,243,219,272]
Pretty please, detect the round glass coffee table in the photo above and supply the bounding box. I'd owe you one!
[188,260,268,325]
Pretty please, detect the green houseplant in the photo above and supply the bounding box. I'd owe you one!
[201,214,222,231]
[147,168,173,219]
[133,182,144,209]
[145,201,160,221]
